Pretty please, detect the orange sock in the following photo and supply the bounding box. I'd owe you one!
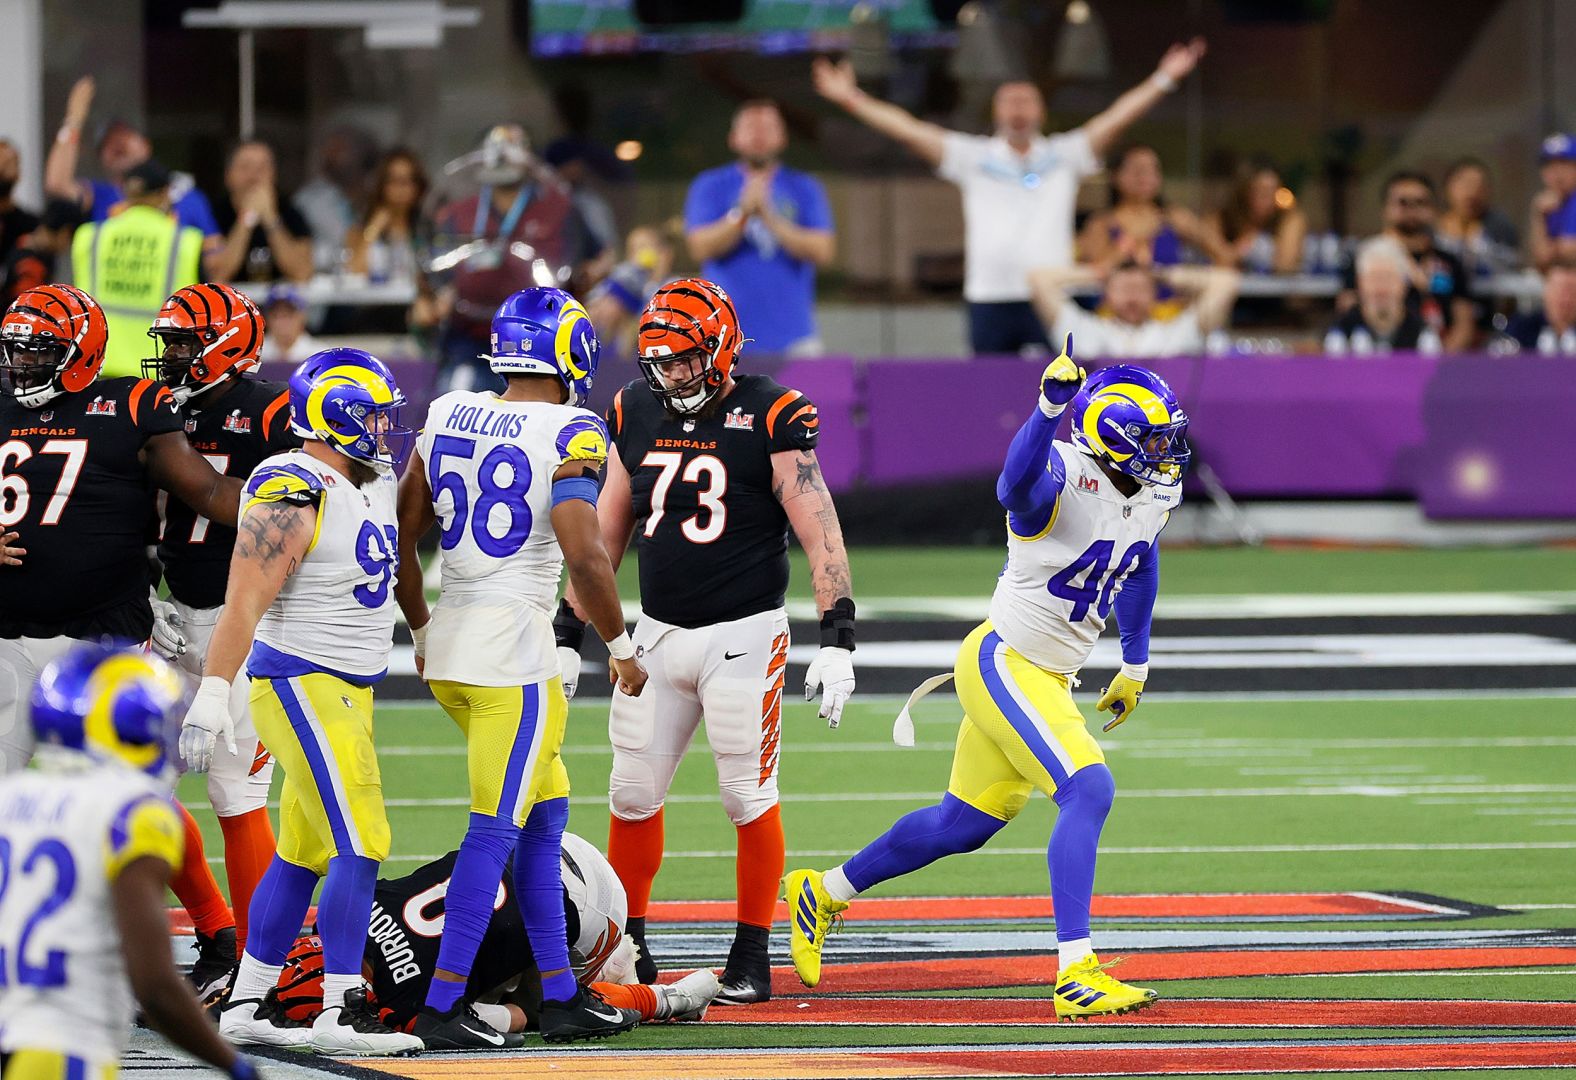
[170,801,235,938]
[607,810,664,918]
[218,808,276,954]
[592,981,659,1021]
[735,803,785,930]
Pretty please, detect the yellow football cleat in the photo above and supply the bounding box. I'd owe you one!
[1053,956,1158,1020]
[782,869,847,988]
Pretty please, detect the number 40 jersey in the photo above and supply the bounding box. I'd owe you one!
[416,391,610,687]
[990,442,1180,675]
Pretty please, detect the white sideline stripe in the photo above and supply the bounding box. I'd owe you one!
[1345,891,1460,915]
[1509,903,1576,910]
[1284,968,1576,979]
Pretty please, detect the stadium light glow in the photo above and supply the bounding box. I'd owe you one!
[615,140,644,162]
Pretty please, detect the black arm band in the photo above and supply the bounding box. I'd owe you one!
[554,599,587,651]
[819,597,857,651]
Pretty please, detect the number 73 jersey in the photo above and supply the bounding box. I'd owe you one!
[989,442,1180,675]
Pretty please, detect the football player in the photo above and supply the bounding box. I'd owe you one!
[191,349,423,1055]
[785,342,1184,1021]
[147,282,297,973]
[0,283,247,996]
[558,278,856,1003]
[274,833,719,1039]
[392,287,646,1047]
[0,642,258,1080]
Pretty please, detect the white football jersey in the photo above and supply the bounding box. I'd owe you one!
[989,442,1179,674]
[243,450,400,681]
[417,391,609,686]
[0,763,183,1064]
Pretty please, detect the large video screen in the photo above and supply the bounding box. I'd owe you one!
[531,0,956,57]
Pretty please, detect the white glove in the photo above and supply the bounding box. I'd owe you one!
[558,647,582,700]
[180,676,236,774]
[149,592,187,662]
[804,646,855,729]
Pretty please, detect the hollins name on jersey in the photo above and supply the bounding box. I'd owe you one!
[441,400,531,441]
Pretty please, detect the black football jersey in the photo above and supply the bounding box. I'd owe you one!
[159,378,298,609]
[0,378,182,639]
[610,374,818,629]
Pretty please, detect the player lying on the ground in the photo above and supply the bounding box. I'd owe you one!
[786,341,1187,1021]
[272,832,718,1040]
[0,643,259,1080]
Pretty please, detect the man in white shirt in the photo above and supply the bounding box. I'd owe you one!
[1029,263,1240,359]
[812,39,1206,355]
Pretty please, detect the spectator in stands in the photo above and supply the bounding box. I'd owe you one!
[813,38,1206,356]
[1340,172,1474,352]
[1436,157,1518,277]
[1324,236,1440,355]
[43,75,220,242]
[210,139,314,283]
[257,284,323,364]
[345,148,430,283]
[0,140,39,264]
[685,100,834,356]
[587,222,676,348]
[544,141,622,264]
[1528,133,1576,272]
[295,125,379,274]
[1501,260,1576,356]
[1078,144,1206,272]
[429,124,604,393]
[3,199,83,308]
[1028,262,1240,359]
[1200,160,1307,274]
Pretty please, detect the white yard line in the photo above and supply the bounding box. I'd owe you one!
[1283,968,1576,979]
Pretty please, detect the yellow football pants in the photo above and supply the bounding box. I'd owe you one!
[428,679,571,825]
[1,1049,117,1080]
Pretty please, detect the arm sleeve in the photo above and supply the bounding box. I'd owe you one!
[104,795,183,881]
[936,132,981,184]
[1051,128,1100,178]
[555,413,610,468]
[129,380,182,438]
[798,175,834,232]
[683,172,726,230]
[996,408,1066,535]
[766,389,819,452]
[243,462,324,511]
[1114,539,1160,666]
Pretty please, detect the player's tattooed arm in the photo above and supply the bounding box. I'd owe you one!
[773,449,854,612]
[203,499,315,683]
[144,431,245,527]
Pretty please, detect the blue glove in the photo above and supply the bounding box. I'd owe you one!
[1040,334,1085,410]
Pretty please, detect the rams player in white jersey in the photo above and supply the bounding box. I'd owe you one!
[786,342,1186,1020]
[392,288,647,1048]
[184,348,423,1055]
[0,643,257,1080]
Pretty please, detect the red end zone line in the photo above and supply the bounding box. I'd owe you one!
[650,892,1436,924]
[712,997,1576,1028]
[766,946,1576,995]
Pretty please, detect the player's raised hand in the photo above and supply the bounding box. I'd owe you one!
[180,676,237,773]
[64,75,96,128]
[812,57,860,108]
[558,646,583,699]
[0,531,25,567]
[805,646,855,729]
[1040,334,1086,410]
[1156,37,1206,82]
[1096,672,1145,732]
[610,655,647,698]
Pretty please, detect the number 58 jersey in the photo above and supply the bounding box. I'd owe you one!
[416,391,610,687]
[0,765,184,1065]
[989,442,1180,675]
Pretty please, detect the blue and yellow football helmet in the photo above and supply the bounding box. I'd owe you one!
[31,642,186,777]
[485,287,600,406]
[288,347,413,472]
[1069,365,1191,487]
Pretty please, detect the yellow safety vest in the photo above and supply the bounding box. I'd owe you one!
[72,204,204,378]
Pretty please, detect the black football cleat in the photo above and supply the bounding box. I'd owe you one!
[189,926,238,1000]
[539,986,640,1043]
[414,1002,524,1050]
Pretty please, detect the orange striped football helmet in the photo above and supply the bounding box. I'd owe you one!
[145,282,265,404]
[0,283,109,408]
[636,278,743,415]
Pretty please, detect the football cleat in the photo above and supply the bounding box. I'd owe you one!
[414,1002,525,1050]
[1053,956,1158,1021]
[219,988,314,1048]
[654,969,720,1023]
[188,926,238,1001]
[539,985,640,1043]
[311,988,423,1056]
[782,868,847,989]
[713,967,770,1006]
[716,923,772,1005]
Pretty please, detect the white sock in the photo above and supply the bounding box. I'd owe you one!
[321,973,362,1012]
[231,953,283,1004]
[821,865,858,903]
[1058,937,1094,970]
[472,1002,513,1033]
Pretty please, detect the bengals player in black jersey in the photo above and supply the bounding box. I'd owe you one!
[0,283,247,990]
[559,279,856,1004]
[145,282,300,978]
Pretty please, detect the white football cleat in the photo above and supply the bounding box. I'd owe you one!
[656,969,721,1022]
[219,991,313,1048]
[311,988,423,1056]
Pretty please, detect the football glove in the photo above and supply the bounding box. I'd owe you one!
[1096,667,1146,732]
[558,646,583,700]
[1039,334,1086,411]
[180,675,237,773]
[149,590,188,663]
[805,646,855,729]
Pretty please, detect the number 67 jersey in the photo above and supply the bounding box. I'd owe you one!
[990,442,1180,675]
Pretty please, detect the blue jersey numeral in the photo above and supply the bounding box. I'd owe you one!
[1047,539,1151,623]
[427,434,535,560]
[353,521,400,610]
[0,836,78,987]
